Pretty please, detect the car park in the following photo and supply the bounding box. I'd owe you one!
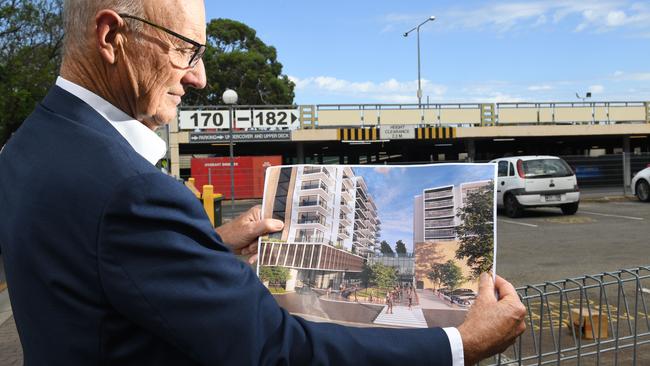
[631,165,650,202]
[490,156,580,218]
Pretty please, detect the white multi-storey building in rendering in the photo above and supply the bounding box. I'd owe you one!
[260,166,381,289]
[413,180,491,243]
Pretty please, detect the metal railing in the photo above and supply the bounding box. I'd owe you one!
[483,266,650,365]
[179,101,650,130]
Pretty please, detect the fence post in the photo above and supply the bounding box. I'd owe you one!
[623,137,631,196]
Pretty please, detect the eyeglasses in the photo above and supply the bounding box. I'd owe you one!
[119,13,206,68]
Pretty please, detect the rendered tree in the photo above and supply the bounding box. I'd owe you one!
[259,266,290,286]
[0,0,63,145]
[455,184,494,278]
[379,240,394,255]
[395,240,407,255]
[367,263,397,290]
[183,18,295,106]
[439,260,464,290]
[426,262,445,289]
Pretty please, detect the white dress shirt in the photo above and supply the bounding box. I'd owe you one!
[55,77,167,166]
[443,326,464,366]
[54,76,464,366]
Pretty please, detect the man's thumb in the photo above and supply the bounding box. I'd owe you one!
[478,272,496,302]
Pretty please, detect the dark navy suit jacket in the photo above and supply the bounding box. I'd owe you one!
[0,86,453,365]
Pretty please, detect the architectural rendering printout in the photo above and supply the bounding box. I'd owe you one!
[257,164,497,328]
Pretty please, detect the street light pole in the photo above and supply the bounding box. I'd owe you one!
[222,89,238,216]
[404,16,436,108]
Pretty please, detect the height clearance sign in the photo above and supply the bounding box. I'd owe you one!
[179,109,300,130]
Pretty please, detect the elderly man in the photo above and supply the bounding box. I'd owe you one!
[0,0,526,365]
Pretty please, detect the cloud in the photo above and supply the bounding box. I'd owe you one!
[288,75,447,103]
[528,84,553,91]
[461,83,526,103]
[589,84,605,94]
[381,1,650,36]
[611,71,650,81]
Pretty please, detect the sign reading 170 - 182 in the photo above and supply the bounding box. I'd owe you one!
[179,109,300,130]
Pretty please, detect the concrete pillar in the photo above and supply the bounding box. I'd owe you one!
[285,268,299,292]
[296,142,305,164]
[623,136,631,194]
[465,139,476,162]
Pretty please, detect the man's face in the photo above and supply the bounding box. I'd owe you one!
[120,0,207,128]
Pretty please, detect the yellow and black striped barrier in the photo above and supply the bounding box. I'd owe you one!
[338,128,380,141]
[416,127,457,140]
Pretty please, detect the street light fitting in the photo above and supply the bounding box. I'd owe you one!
[403,16,437,108]
[222,89,238,105]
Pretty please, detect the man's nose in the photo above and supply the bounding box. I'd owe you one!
[182,59,207,90]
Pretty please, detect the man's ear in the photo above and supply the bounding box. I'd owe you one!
[95,10,124,64]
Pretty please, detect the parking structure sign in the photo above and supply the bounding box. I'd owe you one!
[189,131,292,143]
[234,109,300,130]
[381,125,416,140]
[179,109,300,130]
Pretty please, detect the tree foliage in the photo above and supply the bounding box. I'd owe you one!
[455,184,495,278]
[0,10,295,145]
[379,240,394,255]
[0,0,63,145]
[183,18,295,106]
[259,266,290,286]
[367,263,397,290]
[427,260,465,290]
[395,240,407,254]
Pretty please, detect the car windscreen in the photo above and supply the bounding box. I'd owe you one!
[522,159,573,178]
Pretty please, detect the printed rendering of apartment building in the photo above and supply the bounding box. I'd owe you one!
[260,166,381,290]
[413,180,492,243]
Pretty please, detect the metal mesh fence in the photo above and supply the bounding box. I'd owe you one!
[484,266,650,365]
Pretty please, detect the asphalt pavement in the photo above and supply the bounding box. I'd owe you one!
[497,198,650,287]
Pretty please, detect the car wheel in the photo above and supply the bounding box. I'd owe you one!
[561,201,579,215]
[636,180,650,202]
[504,194,523,218]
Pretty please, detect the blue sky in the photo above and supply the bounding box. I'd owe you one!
[351,164,495,253]
[206,1,650,105]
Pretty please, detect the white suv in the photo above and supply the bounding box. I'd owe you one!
[490,156,580,218]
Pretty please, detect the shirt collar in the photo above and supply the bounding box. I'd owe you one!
[55,76,167,166]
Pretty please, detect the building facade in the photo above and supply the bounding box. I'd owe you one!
[413,180,492,243]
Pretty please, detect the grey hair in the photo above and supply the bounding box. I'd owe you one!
[62,0,145,54]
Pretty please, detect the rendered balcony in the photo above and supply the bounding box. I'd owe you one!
[425,208,455,218]
[425,199,454,209]
[302,167,334,184]
[425,217,456,228]
[424,189,454,201]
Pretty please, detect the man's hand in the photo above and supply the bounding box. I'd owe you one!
[215,206,284,264]
[457,274,527,366]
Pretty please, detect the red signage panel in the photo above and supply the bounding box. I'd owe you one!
[191,156,282,199]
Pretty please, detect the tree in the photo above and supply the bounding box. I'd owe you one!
[439,260,464,290]
[379,240,394,255]
[183,18,295,106]
[426,262,445,289]
[427,260,464,290]
[259,266,290,286]
[395,240,407,255]
[455,184,495,278]
[1,0,63,145]
[367,263,397,290]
